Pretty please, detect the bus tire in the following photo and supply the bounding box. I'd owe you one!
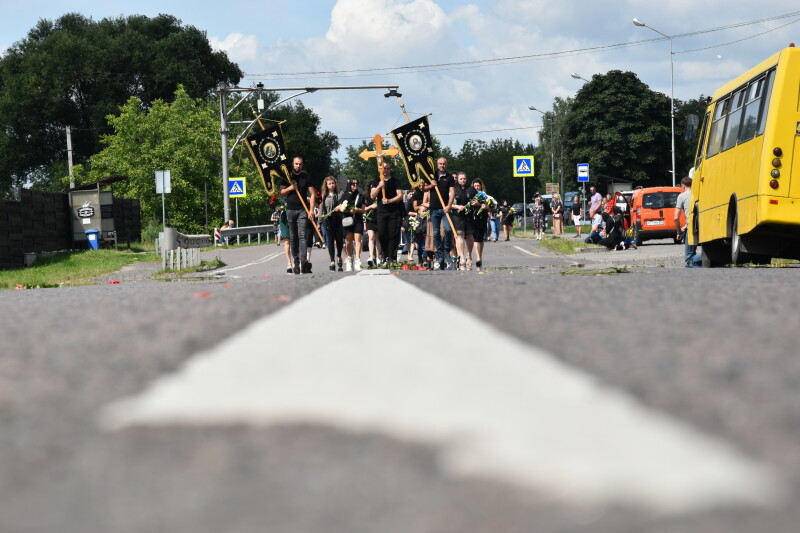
[730,211,751,266]
[701,240,728,268]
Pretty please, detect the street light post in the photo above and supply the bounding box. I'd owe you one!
[570,72,590,83]
[528,105,557,194]
[217,84,400,223]
[633,17,676,187]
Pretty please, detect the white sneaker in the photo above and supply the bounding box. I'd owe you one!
[354,257,362,271]
[344,257,352,271]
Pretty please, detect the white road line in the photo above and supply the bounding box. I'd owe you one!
[513,245,539,256]
[213,251,284,273]
[100,275,784,514]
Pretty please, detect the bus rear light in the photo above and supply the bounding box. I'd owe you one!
[771,169,781,178]
[773,147,783,157]
[770,180,780,189]
[769,199,779,204]
[772,158,782,167]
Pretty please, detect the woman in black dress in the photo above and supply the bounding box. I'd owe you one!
[469,178,490,269]
[499,200,513,241]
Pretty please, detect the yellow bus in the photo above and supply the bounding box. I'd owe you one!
[690,44,800,266]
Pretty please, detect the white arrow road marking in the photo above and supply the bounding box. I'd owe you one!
[100,273,784,514]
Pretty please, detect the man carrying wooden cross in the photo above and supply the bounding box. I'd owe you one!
[368,159,403,264]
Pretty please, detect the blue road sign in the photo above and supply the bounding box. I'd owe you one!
[229,178,246,198]
[577,163,589,183]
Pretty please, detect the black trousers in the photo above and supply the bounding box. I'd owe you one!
[377,209,399,262]
[326,217,344,262]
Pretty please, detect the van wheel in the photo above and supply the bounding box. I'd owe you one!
[633,224,642,244]
[730,212,751,266]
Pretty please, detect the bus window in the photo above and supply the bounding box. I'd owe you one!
[722,88,745,151]
[695,111,710,169]
[706,97,729,158]
[739,77,764,142]
[756,69,775,136]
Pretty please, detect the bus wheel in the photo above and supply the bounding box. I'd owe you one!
[730,212,751,266]
[701,240,728,268]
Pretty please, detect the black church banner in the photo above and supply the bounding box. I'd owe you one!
[391,116,435,189]
[245,124,290,196]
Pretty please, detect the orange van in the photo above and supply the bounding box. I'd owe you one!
[622,187,684,244]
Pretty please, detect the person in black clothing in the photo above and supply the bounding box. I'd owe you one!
[370,160,403,263]
[571,195,583,239]
[318,176,345,271]
[280,156,316,274]
[499,200,513,241]
[450,171,475,269]
[343,178,366,271]
[468,178,490,269]
[364,178,381,266]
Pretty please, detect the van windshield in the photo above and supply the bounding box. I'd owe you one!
[642,192,679,209]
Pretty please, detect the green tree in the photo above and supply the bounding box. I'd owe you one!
[564,70,671,187]
[450,138,536,204]
[674,96,711,177]
[85,87,224,233]
[82,88,341,233]
[534,97,573,192]
[0,13,241,195]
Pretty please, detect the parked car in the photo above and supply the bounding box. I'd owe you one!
[622,186,683,243]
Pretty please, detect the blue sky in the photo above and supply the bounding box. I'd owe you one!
[3,1,799,172]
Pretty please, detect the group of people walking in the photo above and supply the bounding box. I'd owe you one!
[272,156,510,274]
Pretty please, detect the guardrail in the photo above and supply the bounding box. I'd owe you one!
[220,224,275,245]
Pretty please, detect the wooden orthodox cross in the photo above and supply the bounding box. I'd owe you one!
[359,133,399,198]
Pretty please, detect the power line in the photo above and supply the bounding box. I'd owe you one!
[338,125,541,140]
[243,11,800,80]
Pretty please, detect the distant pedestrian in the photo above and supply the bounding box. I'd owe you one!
[571,195,583,238]
[589,186,602,218]
[551,193,564,235]
[531,196,545,240]
[675,176,702,267]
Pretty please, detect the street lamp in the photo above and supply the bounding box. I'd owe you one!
[218,84,399,222]
[633,17,676,187]
[528,106,556,191]
[570,72,590,83]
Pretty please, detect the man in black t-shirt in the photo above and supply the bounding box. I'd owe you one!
[280,156,317,274]
[370,160,403,263]
[424,157,455,269]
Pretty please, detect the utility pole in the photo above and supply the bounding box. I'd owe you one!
[66,126,74,189]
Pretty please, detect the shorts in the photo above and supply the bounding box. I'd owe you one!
[572,215,582,226]
[345,216,364,235]
[451,213,466,233]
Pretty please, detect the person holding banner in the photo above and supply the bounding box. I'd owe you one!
[370,160,403,264]
[424,157,455,270]
[281,156,316,274]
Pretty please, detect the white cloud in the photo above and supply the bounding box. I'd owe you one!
[209,33,259,64]
[213,0,800,160]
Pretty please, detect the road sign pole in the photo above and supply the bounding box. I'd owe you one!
[235,198,239,228]
[523,177,527,235]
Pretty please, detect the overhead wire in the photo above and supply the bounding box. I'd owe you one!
[242,11,800,81]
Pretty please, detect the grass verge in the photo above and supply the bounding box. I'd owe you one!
[0,249,159,290]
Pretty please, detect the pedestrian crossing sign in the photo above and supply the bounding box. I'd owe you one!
[229,177,246,198]
[513,156,535,177]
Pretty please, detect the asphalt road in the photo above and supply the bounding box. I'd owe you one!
[1,236,798,533]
